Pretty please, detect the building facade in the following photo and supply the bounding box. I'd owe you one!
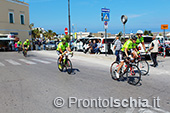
[0,0,29,41]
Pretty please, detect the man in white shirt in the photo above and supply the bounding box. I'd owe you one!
[147,36,159,67]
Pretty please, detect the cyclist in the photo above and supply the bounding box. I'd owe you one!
[17,40,22,52]
[136,30,146,51]
[56,38,72,64]
[22,39,30,53]
[115,36,137,79]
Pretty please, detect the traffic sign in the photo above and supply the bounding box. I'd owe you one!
[121,15,128,24]
[101,8,110,13]
[103,13,110,21]
[161,24,168,30]
[65,28,68,35]
[104,21,108,29]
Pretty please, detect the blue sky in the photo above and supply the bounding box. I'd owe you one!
[25,0,170,34]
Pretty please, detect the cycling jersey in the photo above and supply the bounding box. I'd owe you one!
[56,42,69,52]
[135,35,144,46]
[17,41,22,46]
[23,41,29,48]
[121,39,135,52]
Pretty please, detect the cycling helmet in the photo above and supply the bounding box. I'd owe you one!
[136,30,143,34]
[61,38,66,42]
[26,39,29,42]
[131,35,137,40]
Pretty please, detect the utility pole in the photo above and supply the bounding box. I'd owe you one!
[68,0,71,41]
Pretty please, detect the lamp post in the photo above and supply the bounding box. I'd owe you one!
[68,0,71,41]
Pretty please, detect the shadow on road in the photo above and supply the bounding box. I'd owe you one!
[70,68,80,75]
[26,54,37,57]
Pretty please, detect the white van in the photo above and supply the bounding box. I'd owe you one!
[138,35,153,55]
[74,37,89,51]
[0,34,15,51]
[83,37,116,54]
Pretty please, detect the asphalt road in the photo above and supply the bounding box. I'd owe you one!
[0,51,170,113]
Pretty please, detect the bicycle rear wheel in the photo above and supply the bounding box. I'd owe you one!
[65,59,72,74]
[126,65,141,85]
[57,58,64,72]
[137,60,149,75]
[110,61,119,80]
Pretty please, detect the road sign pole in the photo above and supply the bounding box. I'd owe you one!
[105,28,107,56]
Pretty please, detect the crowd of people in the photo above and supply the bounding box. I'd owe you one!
[84,39,103,54]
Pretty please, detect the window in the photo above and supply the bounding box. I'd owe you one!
[9,12,14,23]
[20,14,25,25]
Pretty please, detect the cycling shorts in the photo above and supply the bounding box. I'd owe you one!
[56,50,66,56]
[119,51,131,62]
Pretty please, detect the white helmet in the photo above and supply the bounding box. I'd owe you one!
[136,30,143,34]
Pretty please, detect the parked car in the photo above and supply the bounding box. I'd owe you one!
[45,41,56,50]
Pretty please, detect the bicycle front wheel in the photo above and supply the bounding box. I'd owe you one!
[65,59,72,74]
[137,60,149,75]
[126,65,141,85]
[57,58,64,72]
[110,61,119,80]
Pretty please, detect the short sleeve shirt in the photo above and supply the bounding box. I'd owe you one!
[121,39,135,52]
[57,42,69,51]
[136,36,144,46]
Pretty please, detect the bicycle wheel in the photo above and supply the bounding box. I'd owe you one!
[57,58,64,72]
[65,59,72,74]
[137,60,149,75]
[126,65,141,85]
[110,61,119,80]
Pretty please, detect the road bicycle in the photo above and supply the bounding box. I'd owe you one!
[57,52,73,74]
[134,52,149,75]
[23,47,28,57]
[110,57,141,85]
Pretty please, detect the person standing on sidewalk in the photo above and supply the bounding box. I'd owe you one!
[147,36,159,67]
[113,36,122,62]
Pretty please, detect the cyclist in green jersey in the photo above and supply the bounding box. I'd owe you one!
[136,30,146,51]
[17,40,22,52]
[22,39,30,52]
[115,36,137,79]
[56,38,72,63]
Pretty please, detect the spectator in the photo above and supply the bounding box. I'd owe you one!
[92,40,97,53]
[38,40,41,50]
[95,39,103,54]
[14,42,18,51]
[84,40,92,54]
[35,39,38,50]
[42,39,46,50]
[147,36,159,67]
[114,36,122,62]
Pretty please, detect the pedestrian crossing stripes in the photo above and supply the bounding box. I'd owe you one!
[0,62,5,66]
[5,59,21,65]
[19,59,37,65]
[0,58,57,67]
[31,58,51,64]
[43,58,57,62]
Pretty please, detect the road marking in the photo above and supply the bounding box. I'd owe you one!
[0,62,5,66]
[19,59,37,65]
[5,59,21,65]
[43,58,57,62]
[31,59,51,64]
